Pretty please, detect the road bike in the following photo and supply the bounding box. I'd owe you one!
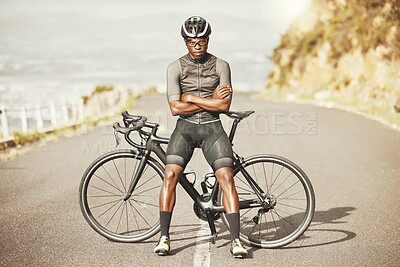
[79,110,315,248]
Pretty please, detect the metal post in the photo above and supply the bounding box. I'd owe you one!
[21,107,28,133]
[94,96,101,115]
[71,103,78,124]
[62,102,69,126]
[36,104,43,131]
[0,106,10,140]
[50,102,57,128]
[78,99,84,123]
[108,91,115,109]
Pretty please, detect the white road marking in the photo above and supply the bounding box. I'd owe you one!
[193,220,211,267]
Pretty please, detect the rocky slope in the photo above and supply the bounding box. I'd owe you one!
[266,0,400,125]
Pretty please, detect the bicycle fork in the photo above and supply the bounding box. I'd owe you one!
[123,150,151,201]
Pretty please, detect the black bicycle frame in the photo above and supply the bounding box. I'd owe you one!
[121,117,266,239]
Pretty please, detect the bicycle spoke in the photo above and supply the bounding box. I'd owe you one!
[96,198,122,220]
[273,171,293,193]
[116,201,126,233]
[277,202,306,211]
[105,201,124,228]
[93,174,123,193]
[112,159,126,191]
[272,209,298,229]
[90,198,121,210]
[235,175,253,191]
[125,202,129,235]
[132,185,160,198]
[129,200,142,234]
[89,185,121,198]
[88,194,121,198]
[101,165,123,193]
[252,163,259,185]
[131,199,159,209]
[248,220,259,236]
[242,214,255,229]
[279,189,305,200]
[124,157,127,191]
[271,210,294,237]
[240,208,253,219]
[258,212,263,239]
[270,211,279,239]
[273,206,297,217]
[128,200,152,228]
[276,179,300,199]
[131,199,158,219]
[128,160,150,192]
[262,162,270,194]
[134,173,158,192]
[269,165,284,192]
[270,163,274,191]
[278,197,306,201]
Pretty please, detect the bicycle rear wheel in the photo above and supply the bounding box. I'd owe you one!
[79,149,164,242]
[219,155,315,248]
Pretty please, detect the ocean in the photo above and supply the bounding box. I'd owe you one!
[0,1,300,110]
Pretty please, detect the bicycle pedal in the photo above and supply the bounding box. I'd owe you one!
[210,233,218,244]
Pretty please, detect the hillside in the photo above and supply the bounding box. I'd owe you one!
[265,0,400,127]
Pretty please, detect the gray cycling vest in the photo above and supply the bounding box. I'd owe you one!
[166,53,232,124]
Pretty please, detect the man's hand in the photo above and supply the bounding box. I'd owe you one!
[212,85,232,99]
[181,93,192,103]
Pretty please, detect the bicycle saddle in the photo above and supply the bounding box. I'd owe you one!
[225,110,255,120]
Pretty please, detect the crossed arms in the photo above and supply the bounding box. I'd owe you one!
[168,85,232,116]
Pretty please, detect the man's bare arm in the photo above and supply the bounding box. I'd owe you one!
[168,101,203,116]
[181,85,232,113]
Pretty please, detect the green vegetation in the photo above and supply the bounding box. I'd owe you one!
[13,131,46,146]
[92,85,113,95]
[266,0,400,129]
[82,85,114,104]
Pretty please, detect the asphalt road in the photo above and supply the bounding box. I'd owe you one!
[1,93,399,267]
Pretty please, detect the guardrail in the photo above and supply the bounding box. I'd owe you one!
[0,86,141,147]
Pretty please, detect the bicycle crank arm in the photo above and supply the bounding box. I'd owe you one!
[205,208,218,244]
[211,233,218,244]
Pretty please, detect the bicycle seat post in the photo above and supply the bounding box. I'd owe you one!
[228,119,240,145]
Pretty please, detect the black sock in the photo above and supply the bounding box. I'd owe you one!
[160,211,172,238]
[226,212,240,240]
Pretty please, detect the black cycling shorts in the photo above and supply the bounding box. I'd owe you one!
[166,119,233,171]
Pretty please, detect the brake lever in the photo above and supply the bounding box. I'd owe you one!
[114,128,121,148]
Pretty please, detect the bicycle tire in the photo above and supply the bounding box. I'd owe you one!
[218,155,315,248]
[79,149,164,242]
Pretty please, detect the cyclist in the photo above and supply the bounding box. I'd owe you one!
[154,16,248,258]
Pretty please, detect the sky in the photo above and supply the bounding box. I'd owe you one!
[0,0,311,104]
[0,0,309,23]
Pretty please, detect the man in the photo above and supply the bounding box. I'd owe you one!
[154,16,248,258]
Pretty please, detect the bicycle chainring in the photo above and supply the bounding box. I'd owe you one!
[193,195,220,222]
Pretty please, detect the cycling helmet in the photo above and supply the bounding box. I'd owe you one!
[181,16,212,39]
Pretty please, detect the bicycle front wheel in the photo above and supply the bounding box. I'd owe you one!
[219,155,315,248]
[79,149,164,242]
